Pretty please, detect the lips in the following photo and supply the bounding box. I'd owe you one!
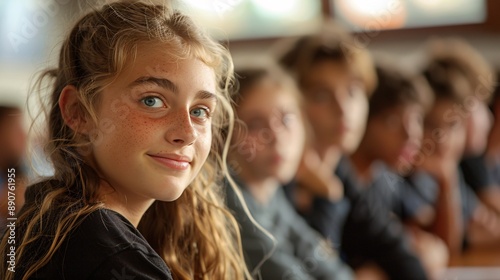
[148,153,191,171]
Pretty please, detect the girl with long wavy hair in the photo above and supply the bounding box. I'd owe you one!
[0,1,251,279]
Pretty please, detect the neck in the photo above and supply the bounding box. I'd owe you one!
[350,147,375,184]
[239,172,280,205]
[98,182,154,227]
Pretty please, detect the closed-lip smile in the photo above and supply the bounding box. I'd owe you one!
[148,153,192,171]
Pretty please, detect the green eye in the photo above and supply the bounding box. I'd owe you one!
[141,96,164,108]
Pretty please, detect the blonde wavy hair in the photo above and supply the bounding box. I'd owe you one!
[0,1,251,279]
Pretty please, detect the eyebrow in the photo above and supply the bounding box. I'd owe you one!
[129,76,217,101]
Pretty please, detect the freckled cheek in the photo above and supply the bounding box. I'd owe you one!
[102,113,160,150]
[195,127,213,159]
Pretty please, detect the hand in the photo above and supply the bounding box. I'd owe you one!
[295,148,344,201]
[418,154,457,187]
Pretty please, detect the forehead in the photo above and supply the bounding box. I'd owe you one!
[237,82,299,115]
[302,60,356,84]
[115,44,217,89]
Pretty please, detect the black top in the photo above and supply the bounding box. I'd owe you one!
[225,178,353,280]
[486,155,500,187]
[286,157,428,280]
[460,155,497,193]
[347,161,430,223]
[14,208,173,280]
[407,169,479,237]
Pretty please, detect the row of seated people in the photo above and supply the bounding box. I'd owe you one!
[224,25,500,280]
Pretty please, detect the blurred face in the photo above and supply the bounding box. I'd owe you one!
[488,101,500,152]
[0,109,26,167]
[363,104,424,174]
[301,60,369,154]
[423,99,466,162]
[464,101,492,156]
[88,45,215,202]
[231,81,305,184]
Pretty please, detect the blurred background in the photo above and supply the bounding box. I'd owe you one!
[0,0,499,108]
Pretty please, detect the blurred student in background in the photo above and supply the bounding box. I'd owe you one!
[0,101,27,234]
[278,25,429,280]
[349,64,448,279]
[484,72,500,213]
[432,40,500,217]
[226,64,353,280]
[409,39,500,256]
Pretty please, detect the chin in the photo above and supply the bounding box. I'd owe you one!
[153,185,188,202]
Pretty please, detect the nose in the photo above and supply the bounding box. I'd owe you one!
[332,98,344,117]
[332,88,348,120]
[165,109,197,146]
[404,117,423,143]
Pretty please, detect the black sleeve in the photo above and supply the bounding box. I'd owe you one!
[460,155,496,193]
[89,249,173,280]
[341,193,428,280]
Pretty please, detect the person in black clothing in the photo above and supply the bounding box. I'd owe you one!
[463,71,500,214]
[226,64,353,279]
[460,155,500,213]
[0,2,250,279]
[450,41,500,222]
[410,38,500,255]
[349,65,449,278]
[278,25,429,279]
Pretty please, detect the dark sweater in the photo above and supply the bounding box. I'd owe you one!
[26,209,173,280]
[6,182,172,280]
[225,179,353,280]
[286,157,429,280]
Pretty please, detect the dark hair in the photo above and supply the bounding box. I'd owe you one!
[422,59,471,104]
[423,38,495,104]
[369,65,433,117]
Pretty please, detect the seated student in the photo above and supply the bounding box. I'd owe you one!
[0,2,250,279]
[409,43,500,256]
[226,64,353,280]
[420,39,500,217]
[278,26,429,280]
[0,103,28,234]
[484,72,500,214]
[349,64,448,278]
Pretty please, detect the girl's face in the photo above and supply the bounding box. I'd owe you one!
[301,60,369,154]
[364,104,424,174]
[232,80,305,184]
[88,45,216,202]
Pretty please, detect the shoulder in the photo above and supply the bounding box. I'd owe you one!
[35,208,172,280]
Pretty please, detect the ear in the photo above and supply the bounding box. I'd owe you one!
[58,85,91,134]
